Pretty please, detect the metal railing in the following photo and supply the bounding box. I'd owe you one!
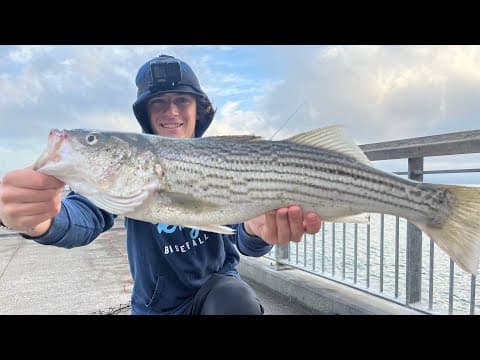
[268,129,480,315]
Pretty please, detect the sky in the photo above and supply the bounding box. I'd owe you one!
[0,45,479,184]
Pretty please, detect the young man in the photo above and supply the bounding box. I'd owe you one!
[0,54,321,314]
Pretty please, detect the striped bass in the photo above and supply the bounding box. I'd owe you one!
[33,125,480,274]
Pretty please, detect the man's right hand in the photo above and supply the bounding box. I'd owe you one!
[0,166,64,237]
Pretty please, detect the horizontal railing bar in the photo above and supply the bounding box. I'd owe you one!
[360,129,480,160]
[393,168,480,175]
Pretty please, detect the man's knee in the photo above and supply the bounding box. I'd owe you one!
[201,277,264,315]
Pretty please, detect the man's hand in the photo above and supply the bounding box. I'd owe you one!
[0,166,64,236]
[243,205,322,246]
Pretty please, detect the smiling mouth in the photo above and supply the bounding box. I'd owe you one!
[160,123,183,129]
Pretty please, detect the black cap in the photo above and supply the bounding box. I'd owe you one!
[132,55,214,137]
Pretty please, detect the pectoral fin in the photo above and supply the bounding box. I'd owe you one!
[89,180,159,215]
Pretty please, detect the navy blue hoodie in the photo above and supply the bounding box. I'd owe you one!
[26,192,273,314]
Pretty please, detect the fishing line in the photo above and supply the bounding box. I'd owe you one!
[269,101,304,140]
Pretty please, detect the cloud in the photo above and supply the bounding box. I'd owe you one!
[257,45,480,144]
[205,100,292,139]
[1,45,478,185]
[0,70,45,107]
[71,110,141,132]
[7,45,55,63]
[0,45,149,140]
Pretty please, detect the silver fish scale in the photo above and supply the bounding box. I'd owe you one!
[149,137,452,226]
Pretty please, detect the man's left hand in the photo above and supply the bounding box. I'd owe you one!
[244,205,322,246]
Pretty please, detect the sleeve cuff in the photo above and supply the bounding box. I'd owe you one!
[237,223,273,257]
[21,205,70,245]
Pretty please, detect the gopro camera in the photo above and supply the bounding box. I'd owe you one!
[149,59,182,91]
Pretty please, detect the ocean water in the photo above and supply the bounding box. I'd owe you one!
[274,214,479,315]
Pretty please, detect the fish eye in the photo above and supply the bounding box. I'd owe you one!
[85,133,98,145]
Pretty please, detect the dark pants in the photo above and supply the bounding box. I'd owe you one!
[186,273,264,315]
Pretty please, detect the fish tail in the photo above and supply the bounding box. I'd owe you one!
[413,185,480,275]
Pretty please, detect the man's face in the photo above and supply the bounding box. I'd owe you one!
[147,92,197,138]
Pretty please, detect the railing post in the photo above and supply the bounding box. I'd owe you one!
[406,157,423,304]
[274,245,290,270]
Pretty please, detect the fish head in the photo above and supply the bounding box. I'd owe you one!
[33,129,160,198]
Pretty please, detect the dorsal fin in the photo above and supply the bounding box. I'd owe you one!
[285,125,372,166]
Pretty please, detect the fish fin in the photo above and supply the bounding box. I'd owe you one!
[203,135,263,142]
[90,180,159,215]
[285,125,373,166]
[322,213,370,224]
[164,192,219,211]
[412,184,480,275]
[301,205,370,224]
[184,224,236,235]
[92,191,149,214]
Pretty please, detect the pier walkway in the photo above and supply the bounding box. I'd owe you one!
[0,222,316,315]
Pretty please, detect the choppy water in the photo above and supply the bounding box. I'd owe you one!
[270,214,479,315]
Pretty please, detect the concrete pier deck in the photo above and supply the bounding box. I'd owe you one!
[0,223,315,315]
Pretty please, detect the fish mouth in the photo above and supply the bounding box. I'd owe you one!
[33,129,68,171]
